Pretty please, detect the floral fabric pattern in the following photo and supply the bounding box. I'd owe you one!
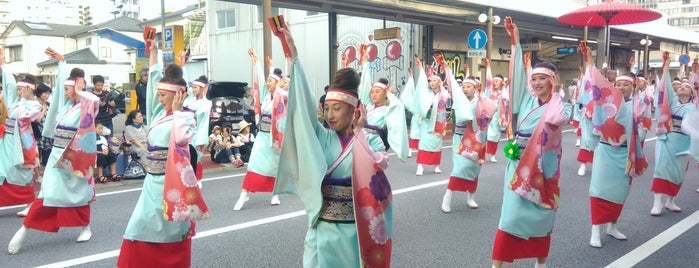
[55,91,99,179]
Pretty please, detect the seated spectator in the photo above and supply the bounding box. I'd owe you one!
[236,120,255,163]
[95,122,118,182]
[124,110,147,161]
[209,125,244,167]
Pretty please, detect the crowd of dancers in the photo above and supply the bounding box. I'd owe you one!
[0,16,698,267]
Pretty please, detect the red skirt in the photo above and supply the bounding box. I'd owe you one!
[571,120,579,128]
[117,238,192,268]
[486,141,499,155]
[408,139,419,149]
[242,171,276,193]
[492,229,551,263]
[0,181,35,207]
[650,178,681,197]
[416,150,441,165]
[590,197,623,225]
[576,128,582,137]
[196,162,203,180]
[577,149,594,164]
[447,176,478,192]
[23,199,90,232]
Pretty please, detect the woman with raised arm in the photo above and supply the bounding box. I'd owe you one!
[583,43,649,248]
[482,58,509,163]
[274,27,393,267]
[0,48,43,216]
[357,49,409,160]
[440,57,496,213]
[411,56,450,176]
[117,37,208,267]
[233,50,284,210]
[400,65,420,158]
[9,50,99,254]
[491,18,570,268]
[649,55,697,216]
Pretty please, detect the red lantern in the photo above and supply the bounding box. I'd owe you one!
[366,44,378,62]
[385,41,401,61]
[343,46,357,63]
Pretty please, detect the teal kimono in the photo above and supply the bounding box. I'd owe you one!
[413,68,449,153]
[447,74,483,181]
[39,61,94,207]
[399,75,421,142]
[358,64,409,160]
[652,72,697,192]
[498,44,571,239]
[246,61,281,178]
[122,64,196,243]
[276,58,389,267]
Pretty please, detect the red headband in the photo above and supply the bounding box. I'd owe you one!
[157,82,186,93]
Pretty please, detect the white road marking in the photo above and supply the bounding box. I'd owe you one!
[605,210,699,268]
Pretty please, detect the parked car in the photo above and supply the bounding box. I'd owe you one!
[206,81,256,135]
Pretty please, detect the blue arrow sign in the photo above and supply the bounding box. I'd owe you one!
[468,29,487,50]
[557,47,577,55]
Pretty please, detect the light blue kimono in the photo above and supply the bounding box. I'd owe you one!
[0,66,41,186]
[589,100,634,205]
[447,73,481,181]
[413,68,448,153]
[652,72,697,187]
[498,44,571,239]
[358,64,409,160]
[276,58,386,268]
[184,93,212,163]
[399,75,421,141]
[39,61,93,207]
[485,88,506,143]
[246,61,281,177]
[123,64,196,242]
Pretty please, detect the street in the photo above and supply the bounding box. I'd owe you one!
[1,128,698,267]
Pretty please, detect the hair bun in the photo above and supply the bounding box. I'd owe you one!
[164,64,183,80]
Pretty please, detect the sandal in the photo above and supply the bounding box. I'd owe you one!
[97,176,108,183]
[111,175,122,182]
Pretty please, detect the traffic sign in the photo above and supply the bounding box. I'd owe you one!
[468,29,487,50]
[557,47,577,55]
[467,50,487,58]
[163,28,173,49]
[679,54,690,65]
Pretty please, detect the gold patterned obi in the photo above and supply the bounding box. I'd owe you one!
[318,179,355,223]
[671,115,686,135]
[514,132,531,149]
[53,125,77,149]
[259,114,272,132]
[4,117,16,135]
[144,146,168,175]
[453,123,467,135]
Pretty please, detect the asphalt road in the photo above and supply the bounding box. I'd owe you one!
[1,128,698,267]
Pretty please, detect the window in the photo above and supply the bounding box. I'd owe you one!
[257,6,279,24]
[101,47,111,58]
[217,9,236,29]
[306,11,319,16]
[86,37,92,46]
[8,46,22,62]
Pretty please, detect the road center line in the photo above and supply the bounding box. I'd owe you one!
[605,209,699,268]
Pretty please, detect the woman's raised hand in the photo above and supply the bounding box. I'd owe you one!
[172,90,187,112]
[248,48,258,63]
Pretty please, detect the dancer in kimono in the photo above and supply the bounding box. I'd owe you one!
[357,51,408,160]
[9,51,99,254]
[400,66,420,158]
[585,47,649,248]
[0,52,42,215]
[184,75,212,186]
[412,57,450,176]
[117,39,209,267]
[483,60,509,163]
[491,18,570,268]
[570,78,583,147]
[275,28,392,268]
[649,55,697,216]
[576,68,599,177]
[440,60,496,213]
[233,50,286,210]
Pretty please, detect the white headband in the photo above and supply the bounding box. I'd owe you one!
[325,89,359,108]
[157,82,186,93]
[192,81,206,88]
[463,79,478,87]
[637,77,647,82]
[615,75,634,83]
[17,81,36,90]
[531,67,556,78]
[429,74,442,82]
[268,74,281,81]
[493,77,503,82]
[64,79,76,87]
[372,82,389,91]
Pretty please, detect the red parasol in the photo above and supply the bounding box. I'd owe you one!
[558,0,662,59]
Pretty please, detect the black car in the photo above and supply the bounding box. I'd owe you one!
[206,81,256,135]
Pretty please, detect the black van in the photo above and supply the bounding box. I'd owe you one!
[206,81,256,135]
